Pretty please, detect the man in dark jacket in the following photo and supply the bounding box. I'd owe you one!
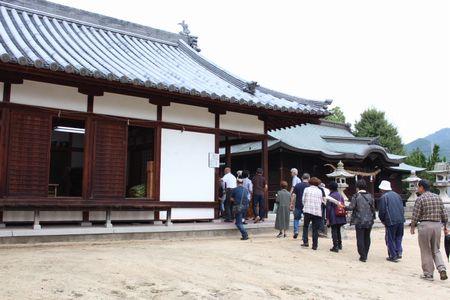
[346,179,376,262]
[378,180,405,262]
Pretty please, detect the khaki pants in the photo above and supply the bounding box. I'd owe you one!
[418,221,446,276]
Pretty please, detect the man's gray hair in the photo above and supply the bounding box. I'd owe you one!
[301,173,311,180]
[290,168,298,175]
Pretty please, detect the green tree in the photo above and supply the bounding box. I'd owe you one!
[354,108,404,155]
[427,144,442,170]
[404,148,427,168]
[324,106,346,123]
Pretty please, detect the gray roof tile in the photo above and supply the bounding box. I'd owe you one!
[0,0,329,115]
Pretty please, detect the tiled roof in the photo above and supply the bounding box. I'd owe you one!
[227,120,406,164]
[0,0,330,116]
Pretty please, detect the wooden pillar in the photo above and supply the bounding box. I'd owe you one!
[225,137,231,168]
[0,81,14,197]
[80,92,101,226]
[0,107,10,197]
[0,211,5,228]
[154,105,163,221]
[214,113,220,219]
[279,149,284,183]
[262,120,269,217]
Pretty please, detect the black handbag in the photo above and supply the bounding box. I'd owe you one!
[232,189,246,215]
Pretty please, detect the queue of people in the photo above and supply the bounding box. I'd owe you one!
[221,166,448,281]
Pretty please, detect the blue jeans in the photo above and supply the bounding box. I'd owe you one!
[253,194,265,219]
[235,212,248,238]
[385,223,404,258]
[293,208,303,234]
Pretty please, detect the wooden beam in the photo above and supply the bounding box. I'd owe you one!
[209,107,226,115]
[78,87,104,97]
[0,65,324,130]
[87,94,94,113]
[149,97,171,106]
[2,82,11,102]
[0,72,23,84]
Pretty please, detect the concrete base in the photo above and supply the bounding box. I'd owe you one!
[80,222,92,227]
[33,225,41,230]
[105,222,113,229]
[0,223,5,228]
[0,221,275,245]
[153,220,163,225]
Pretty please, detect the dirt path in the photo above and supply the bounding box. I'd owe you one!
[0,228,448,299]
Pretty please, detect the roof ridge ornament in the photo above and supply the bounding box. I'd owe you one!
[178,20,201,52]
[244,81,258,95]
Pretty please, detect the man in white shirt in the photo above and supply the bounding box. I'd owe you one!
[290,168,301,193]
[222,167,237,222]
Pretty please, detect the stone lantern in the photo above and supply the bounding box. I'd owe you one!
[427,162,450,205]
[403,170,421,219]
[326,161,355,203]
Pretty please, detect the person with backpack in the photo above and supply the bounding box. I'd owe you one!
[378,180,405,263]
[346,179,376,262]
[231,178,249,240]
[326,181,347,252]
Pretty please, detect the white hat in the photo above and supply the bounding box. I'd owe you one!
[291,168,298,175]
[379,180,392,191]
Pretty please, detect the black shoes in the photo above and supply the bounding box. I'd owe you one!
[293,233,298,239]
[359,257,367,262]
[277,232,283,238]
[338,244,342,250]
[386,257,399,263]
[440,270,448,280]
[330,247,339,253]
[312,247,317,250]
[301,243,309,248]
[241,236,249,240]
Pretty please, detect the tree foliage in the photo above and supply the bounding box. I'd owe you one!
[427,144,443,170]
[324,106,346,124]
[354,108,404,155]
[404,148,427,168]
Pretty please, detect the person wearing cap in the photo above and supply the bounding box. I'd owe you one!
[252,167,268,223]
[378,180,405,262]
[290,168,301,193]
[411,179,448,281]
[231,177,249,240]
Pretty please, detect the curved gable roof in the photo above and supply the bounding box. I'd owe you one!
[0,0,330,120]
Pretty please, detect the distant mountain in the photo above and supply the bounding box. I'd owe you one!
[405,128,450,159]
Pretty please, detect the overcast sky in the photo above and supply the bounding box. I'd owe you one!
[50,0,450,143]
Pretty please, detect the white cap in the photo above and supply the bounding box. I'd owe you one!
[291,168,298,175]
[379,180,392,191]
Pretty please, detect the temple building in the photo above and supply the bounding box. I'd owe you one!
[223,120,425,210]
[0,0,331,227]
